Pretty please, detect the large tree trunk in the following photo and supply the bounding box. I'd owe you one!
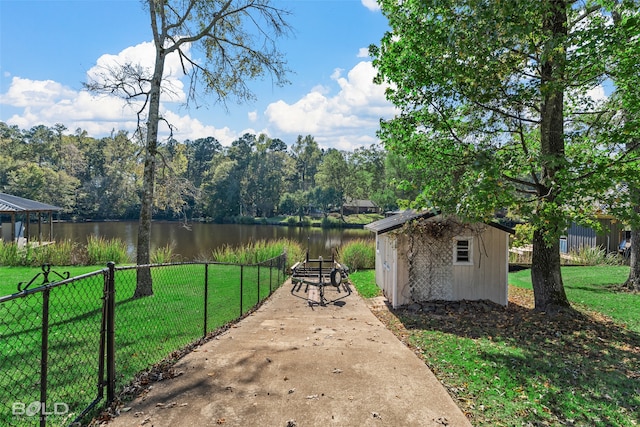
[531,0,571,312]
[624,204,640,291]
[134,151,155,297]
[612,6,640,292]
[531,228,571,312]
[134,29,166,297]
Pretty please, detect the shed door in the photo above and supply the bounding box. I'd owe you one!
[409,234,453,301]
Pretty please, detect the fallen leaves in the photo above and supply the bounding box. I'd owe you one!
[370,285,640,426]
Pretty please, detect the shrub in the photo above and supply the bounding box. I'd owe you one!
[0,240,79,266]
[0,241,22,266]
[211,239,303,265]
[286,216,297,225]
[86,236,130,265]
[570,246,626,266]
[338,239,375,271]
[151,243,179,264]
[32,240,78,266]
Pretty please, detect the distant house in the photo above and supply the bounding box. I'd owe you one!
[342,199,380,215]
[365,210,513,308]
[562,216,629,254]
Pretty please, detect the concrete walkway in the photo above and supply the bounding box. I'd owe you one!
[106,281,472,427]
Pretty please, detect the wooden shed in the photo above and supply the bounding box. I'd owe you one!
[365,210,513,308]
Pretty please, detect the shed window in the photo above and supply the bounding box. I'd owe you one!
[453,237,473,265]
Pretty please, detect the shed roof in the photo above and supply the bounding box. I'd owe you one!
[365,209,437,234]
[0,193,62,213]
[365,209,514,235]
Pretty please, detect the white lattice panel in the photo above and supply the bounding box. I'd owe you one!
[408,233,453,301]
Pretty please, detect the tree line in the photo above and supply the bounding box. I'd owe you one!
[0,122,420,222]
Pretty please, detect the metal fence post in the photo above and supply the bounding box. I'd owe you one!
[257,264,261,305]
[106,262,116,404]
[203,263,209,337]
[240,265,244,317]
[269,259,273,294]
[39,288,50,427]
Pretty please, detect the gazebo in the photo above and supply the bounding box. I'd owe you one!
[0,193,62,246]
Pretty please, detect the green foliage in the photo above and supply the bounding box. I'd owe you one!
[0,238,132,267]
[0,240,79,266]
[300,217,312,227]
[568,246,627,267]
[238,215,256,224]
[372,0,640,310]
[1,120,410,223]
[150,243,179,264]
[372,0,639,229]
[0,241,22,266]
[211,239,303,266]
[31,240,78,266]
[86,236,130,265]
[290,134,322,192]
[348,269,382,298]
[510,223,534,248]
[338,239,375,271]
[321,216,342,228]
[343,213,384,224]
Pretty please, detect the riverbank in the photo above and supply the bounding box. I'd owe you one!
[213,212,384,229]
[52,213,383,229]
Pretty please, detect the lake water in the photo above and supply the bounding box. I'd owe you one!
[51,221,374,261]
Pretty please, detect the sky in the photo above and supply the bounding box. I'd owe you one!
[0,0,396,151]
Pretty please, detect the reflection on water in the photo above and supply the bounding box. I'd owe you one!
[52,221,373,261]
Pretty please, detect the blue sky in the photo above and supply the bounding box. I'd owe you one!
[0,0,396,150]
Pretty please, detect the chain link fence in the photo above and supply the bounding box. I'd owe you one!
[0,254,286,427]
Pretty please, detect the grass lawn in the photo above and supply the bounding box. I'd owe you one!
[509,266,640,332]
[349,266,640,427]
[0,265,104,296]
[349,270,381,298]
[0,263,281,426]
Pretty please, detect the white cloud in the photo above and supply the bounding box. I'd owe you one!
[357,47,370,58]
[0,77,77,107]
[0,41,238,143]
[264,61,396,151]
[361,0,381,12]
[0,76,142,133]
[1,43,397,151]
